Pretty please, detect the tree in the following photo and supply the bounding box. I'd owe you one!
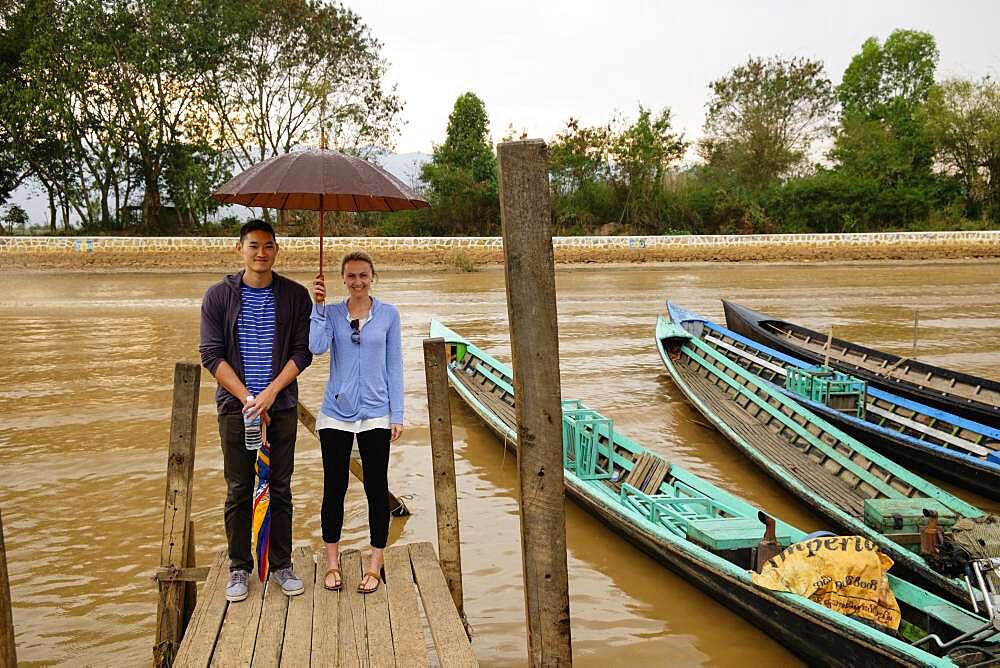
[2,203,28,234]
[833,30,939,187]
[699,56,834,191]
[611,106,687,231]
[202,0,402,175]
[548,118,616,230]
[923,77,1000,220]
[420,92,498,235]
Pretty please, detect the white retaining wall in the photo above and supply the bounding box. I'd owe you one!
[1,230,997,253]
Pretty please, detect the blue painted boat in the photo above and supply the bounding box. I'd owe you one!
[655,315,997,612]
[722,300,1000,429]
[668,302,1000,502]
[431,319,999,667]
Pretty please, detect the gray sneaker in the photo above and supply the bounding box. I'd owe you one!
[226,570,249,602]
[271,567,304,596]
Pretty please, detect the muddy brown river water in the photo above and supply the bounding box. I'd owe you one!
[1,260,999,666]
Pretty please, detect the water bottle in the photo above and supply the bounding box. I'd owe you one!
[244,395,263,451]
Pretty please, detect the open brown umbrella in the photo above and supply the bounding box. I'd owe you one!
[212,147,429,274]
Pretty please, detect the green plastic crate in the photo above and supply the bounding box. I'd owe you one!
[784,365,866,418]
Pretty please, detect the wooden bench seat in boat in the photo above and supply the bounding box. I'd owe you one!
[625,451,670,494]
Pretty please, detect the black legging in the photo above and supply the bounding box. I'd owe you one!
[319,427,391,548]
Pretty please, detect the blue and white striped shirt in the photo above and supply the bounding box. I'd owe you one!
[238,284,275,396]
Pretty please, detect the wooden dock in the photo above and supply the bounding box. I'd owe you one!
[171,542,477,667]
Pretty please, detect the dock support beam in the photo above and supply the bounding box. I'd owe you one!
[497,139,573,666]
[0,510,15,668]
[422,337,465,620]
[154,362,200,667]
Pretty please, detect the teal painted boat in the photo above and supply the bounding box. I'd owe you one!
[655,316,992,612]
[431,319,1000,667]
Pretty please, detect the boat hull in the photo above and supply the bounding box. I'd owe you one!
[721,300,1000,428]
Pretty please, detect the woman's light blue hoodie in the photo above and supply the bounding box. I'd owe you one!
[309,297,403,424]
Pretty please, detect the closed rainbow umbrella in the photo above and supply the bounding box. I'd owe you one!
[251,440,271,582]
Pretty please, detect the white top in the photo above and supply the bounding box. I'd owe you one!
[315,311,392,433]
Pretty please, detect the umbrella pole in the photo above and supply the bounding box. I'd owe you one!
[319,209,324,277]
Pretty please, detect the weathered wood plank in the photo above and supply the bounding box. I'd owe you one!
[280,547,314,668]
[0,510,16,668]
[310,548,341,668]
[410,542,478,667]
[340,549,365,667]
[210,573,265,667]
[384,545,427,667]
[251,576,290,667]
[173,549,227,668]
[422,338,465,616]
[155,362,201,667]
[363,554,394,668]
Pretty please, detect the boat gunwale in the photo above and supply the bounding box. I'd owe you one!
[720,300,1000,418]
[666,303,1000,468]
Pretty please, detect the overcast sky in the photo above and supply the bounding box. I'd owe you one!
[343,0,1000,156]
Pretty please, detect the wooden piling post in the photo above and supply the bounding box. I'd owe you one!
[422,337,465,618]
[0,510,16,668]
[497,139,573,666]
[154,362,200,667]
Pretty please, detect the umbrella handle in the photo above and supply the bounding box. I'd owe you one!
[319,209,324,277]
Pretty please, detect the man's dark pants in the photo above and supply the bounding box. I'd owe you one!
[218,407,297,573]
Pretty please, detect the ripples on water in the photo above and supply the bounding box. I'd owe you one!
[1,263,998,666]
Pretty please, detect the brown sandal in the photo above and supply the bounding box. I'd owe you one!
[324,568,342,591]
[357,570,381,594]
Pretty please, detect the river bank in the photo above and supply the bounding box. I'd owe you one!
[1,230,997,270]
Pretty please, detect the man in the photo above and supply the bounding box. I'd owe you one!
[199,219,313,601]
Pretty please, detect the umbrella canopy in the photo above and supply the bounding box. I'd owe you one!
[211,147,429,212]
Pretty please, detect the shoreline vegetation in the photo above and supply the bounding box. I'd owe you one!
[2,236,998,271]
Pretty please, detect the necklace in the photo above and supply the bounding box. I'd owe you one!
[347,296,372,319]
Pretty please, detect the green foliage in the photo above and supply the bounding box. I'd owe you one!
[700,56,834,191]
[833,30,939,187]
[0,0,400,232]
[547,108,685,233]
[416,92,499,235]
[2,203,28,234]
[922,77,1000,220]
[202,0,402,170]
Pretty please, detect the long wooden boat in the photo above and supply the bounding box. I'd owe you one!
[668,303,1000,501]
[655,315,996,612]
[722,300,1000,428]
[431,319,999,667]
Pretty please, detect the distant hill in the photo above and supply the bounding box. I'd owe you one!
[3,149,433,228]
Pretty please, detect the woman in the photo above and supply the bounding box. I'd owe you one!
[309,251,403,594]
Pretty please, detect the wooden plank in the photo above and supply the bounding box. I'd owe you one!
[252,577,290,667]
[423,338,465,617]
[409,542,478,667]
[340,549,365,667]
[183,521,198,634]
[173,550,228,668]
[363,556,395,668]
[210,574,265,667]
[310,548,341,668]
[156,362,201,667]
[866,405,991,456]
[384,545,427,667]
[280,547,314,668]
[0,510,15,668]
